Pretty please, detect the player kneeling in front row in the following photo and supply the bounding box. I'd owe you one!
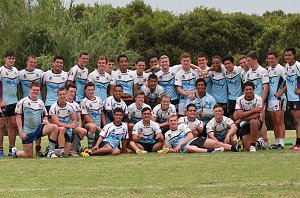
[129,107,164,154]
[160,114,238,154]
[13,82,60,158]
[87,108,129,156]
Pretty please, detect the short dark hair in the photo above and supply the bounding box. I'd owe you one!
[213,104,224,110]
[195,78,207,87]
[243,81,255,91]
[223,55,234,64]
[197,52,208,60]
[4,50,16,58]
[53,55,64,62]
[30,82,40,89]
[107,57,115,63]
[247,51,259,60]
[114,107,124,115]
[134,90,145,98]
[148,73,158,80]
[84,81,95,90]
[267,51,278,58]
[66,83,76,91]
[79,52,89,57]
[186,103,197,111]
[142,107,151,114]
[57,87,66,93]
[114,84,123,91]
[238,55,247,61]
[26,55,37,62]
[284,46,296,56]
[212,55,222,62]
[117,54,128,62]
[135,57,146,64]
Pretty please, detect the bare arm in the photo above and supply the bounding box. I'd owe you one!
[261,83,269,103]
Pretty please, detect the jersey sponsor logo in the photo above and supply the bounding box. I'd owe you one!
[48,84,60,91]
[269,79,275,85]
[213,81,226,88]
[286,76,294,85]
[6,80,17,86]
[228,80,238,86]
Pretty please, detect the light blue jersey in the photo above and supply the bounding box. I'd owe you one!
[19,68,43,99]
[88,70,114,101]
[222,66,243,100]
[68,64,89,102]
[112,69,138,98]
[268,64,286,101]
[100,122,128,149]
[245,66,269,97]
[15,97,47,134]
[132,120,161,144]
[128,103,151,124]
[0,66,19,105]
[209,71,228,103]
[285,61,300,102]
[42,70,68,106]
[81,96,103,127]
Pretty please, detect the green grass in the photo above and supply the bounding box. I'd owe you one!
[0,131,300,197]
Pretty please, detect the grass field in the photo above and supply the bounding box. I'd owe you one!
[0,131,300,198]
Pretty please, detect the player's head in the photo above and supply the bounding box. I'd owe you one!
[84,82,95,98]
[223,55,234,72]
[238,55,248,70]
[186,103,197,119]
[149,56,158,67]
[53,55,64,72]
[4,50,16,67]
[57,87,67,102]
[29,82,41,98]
[66,83,77,101]
[113,107,124,123]
[246,51,259,68]
[160,94,171,110]
[267,51,278,67]
[78,51,89,67]
[113,85,123,99]
[26,55,38,70]
[117,54,128,70]
[97,56,107,72]
[212,55,222,71]
[106,57,115,73]
[213,104,224,118]
[134,90,145,104]
[197,52,208,68]
[168,113,178,130]
[159,55,170,70]
[148,73,158,89]
[243,81,255,97]
[180,52,192,69]
[141,107,152,121]
[135,58,146,73]
[284,46,296,65]
[196,78,207,93]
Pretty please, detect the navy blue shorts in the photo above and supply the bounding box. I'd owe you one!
[22,124,45,144]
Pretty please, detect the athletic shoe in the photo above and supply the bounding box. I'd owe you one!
[293,145,300,150]
[69,151,79,157]
[47,151,58,158]
[236,139,243,152]
[60,152,67,158]
[0,150,4,158]
[136,149,147,155]
[11,147,17,157]
[157,148,169,154]
[257,137,268,150]
[269,144,284,149]
[212,147,224,153]
[36,150,43,157]
[8,151,13,157]
[250,145,256,152]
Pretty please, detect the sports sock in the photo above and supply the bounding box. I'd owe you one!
[9,148,12,153]
[278,138,285,147]
[296,138,300,145]
[48,139,56,153]
[207,148,214,153]
[275,138,279,145]
[36,145,41,152]
[87,132,95,149]
[71,134,82,150]
[59,147,65,155]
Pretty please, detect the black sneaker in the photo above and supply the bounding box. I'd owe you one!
[60,152,67,158]
[269,144,284,149]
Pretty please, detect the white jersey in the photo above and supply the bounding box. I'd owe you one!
[68,101,81,122]
[140,84,164,108]
[88,70,114,101]
[41,70,68,106]
[240,69,249,83]
[132,120,162,144]
[112,69,138,98]
[245,66,269,97]
[81,96,103,127]
[103,96,128,123]
[128,103,151,124]
[152,103,176,123]
[222,66,243,100]
[19,68,43,98]
[0,66,19,105]
[206,116,234,141]
[68,64,89,101]
[100,122,129,149]
[178,116,203,130]
[132,71,149,90]
[268,64,286,101]
[15,96,47,134]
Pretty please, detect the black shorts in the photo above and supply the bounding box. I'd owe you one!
[287,101,300,111]
[227,100,236,116]
[22,124,45,144]
[189,137,207,148]
[1,103,16,117]
[64,133,73,143]
[240,120,263,137]
[139,142,156,152]
[99,141,111,148]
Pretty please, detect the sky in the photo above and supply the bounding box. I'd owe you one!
[66,0,300,15]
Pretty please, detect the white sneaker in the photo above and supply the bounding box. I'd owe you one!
[11,147,17,157]
[136,149,147,155]
[250,145,256,152]
[47,151,58,158]
[213,147,224,153]
[257,137,268,150]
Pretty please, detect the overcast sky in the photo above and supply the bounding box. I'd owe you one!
[66,0,300,15]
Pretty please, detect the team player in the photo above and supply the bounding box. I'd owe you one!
[284,47,300,150]
[13,82,60,158]
[128,90,151,124]
[67,52,89,102]
[196,52,212,95]
[239,55,249,83]
[111,54,138,106]
[267,51,287,149]
[132,58,149,90]
[130,107,164,154]
[106,57,115,76]
[81,82,104,149]
[141,73,164,109]
[41,55,68,112]
[0,50,19,157]
[178,104,203,137]
[151,94,177,133]
[245,51,269,139]
[89,107,129,156]
[175,52,198,116]
[88,56,114,101]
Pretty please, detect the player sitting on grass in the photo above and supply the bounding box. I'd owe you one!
[159,114,238,154]
[128,90,151,124]
[129,107,164,154]
[178,103,203,137]
[13,82,60,158]
[86,107,129,156]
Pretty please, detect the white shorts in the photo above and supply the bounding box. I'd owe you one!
[267,99,286,112]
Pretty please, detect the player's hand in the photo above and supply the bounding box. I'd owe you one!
[139,133,145,139]
[173,145,181,152]
[92,146,98,151]
[155,133,164,142]
[254,105,262,113]
[19,131,27,140]
[69,122,76,129]
[42,119,50,125]
[224,136,230,144]
[198,111,203,118]
[294,89,300,95]
[169,148,176,153]
[235,119,241,125]
[274,92,281,98]
[188,92,195,100]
